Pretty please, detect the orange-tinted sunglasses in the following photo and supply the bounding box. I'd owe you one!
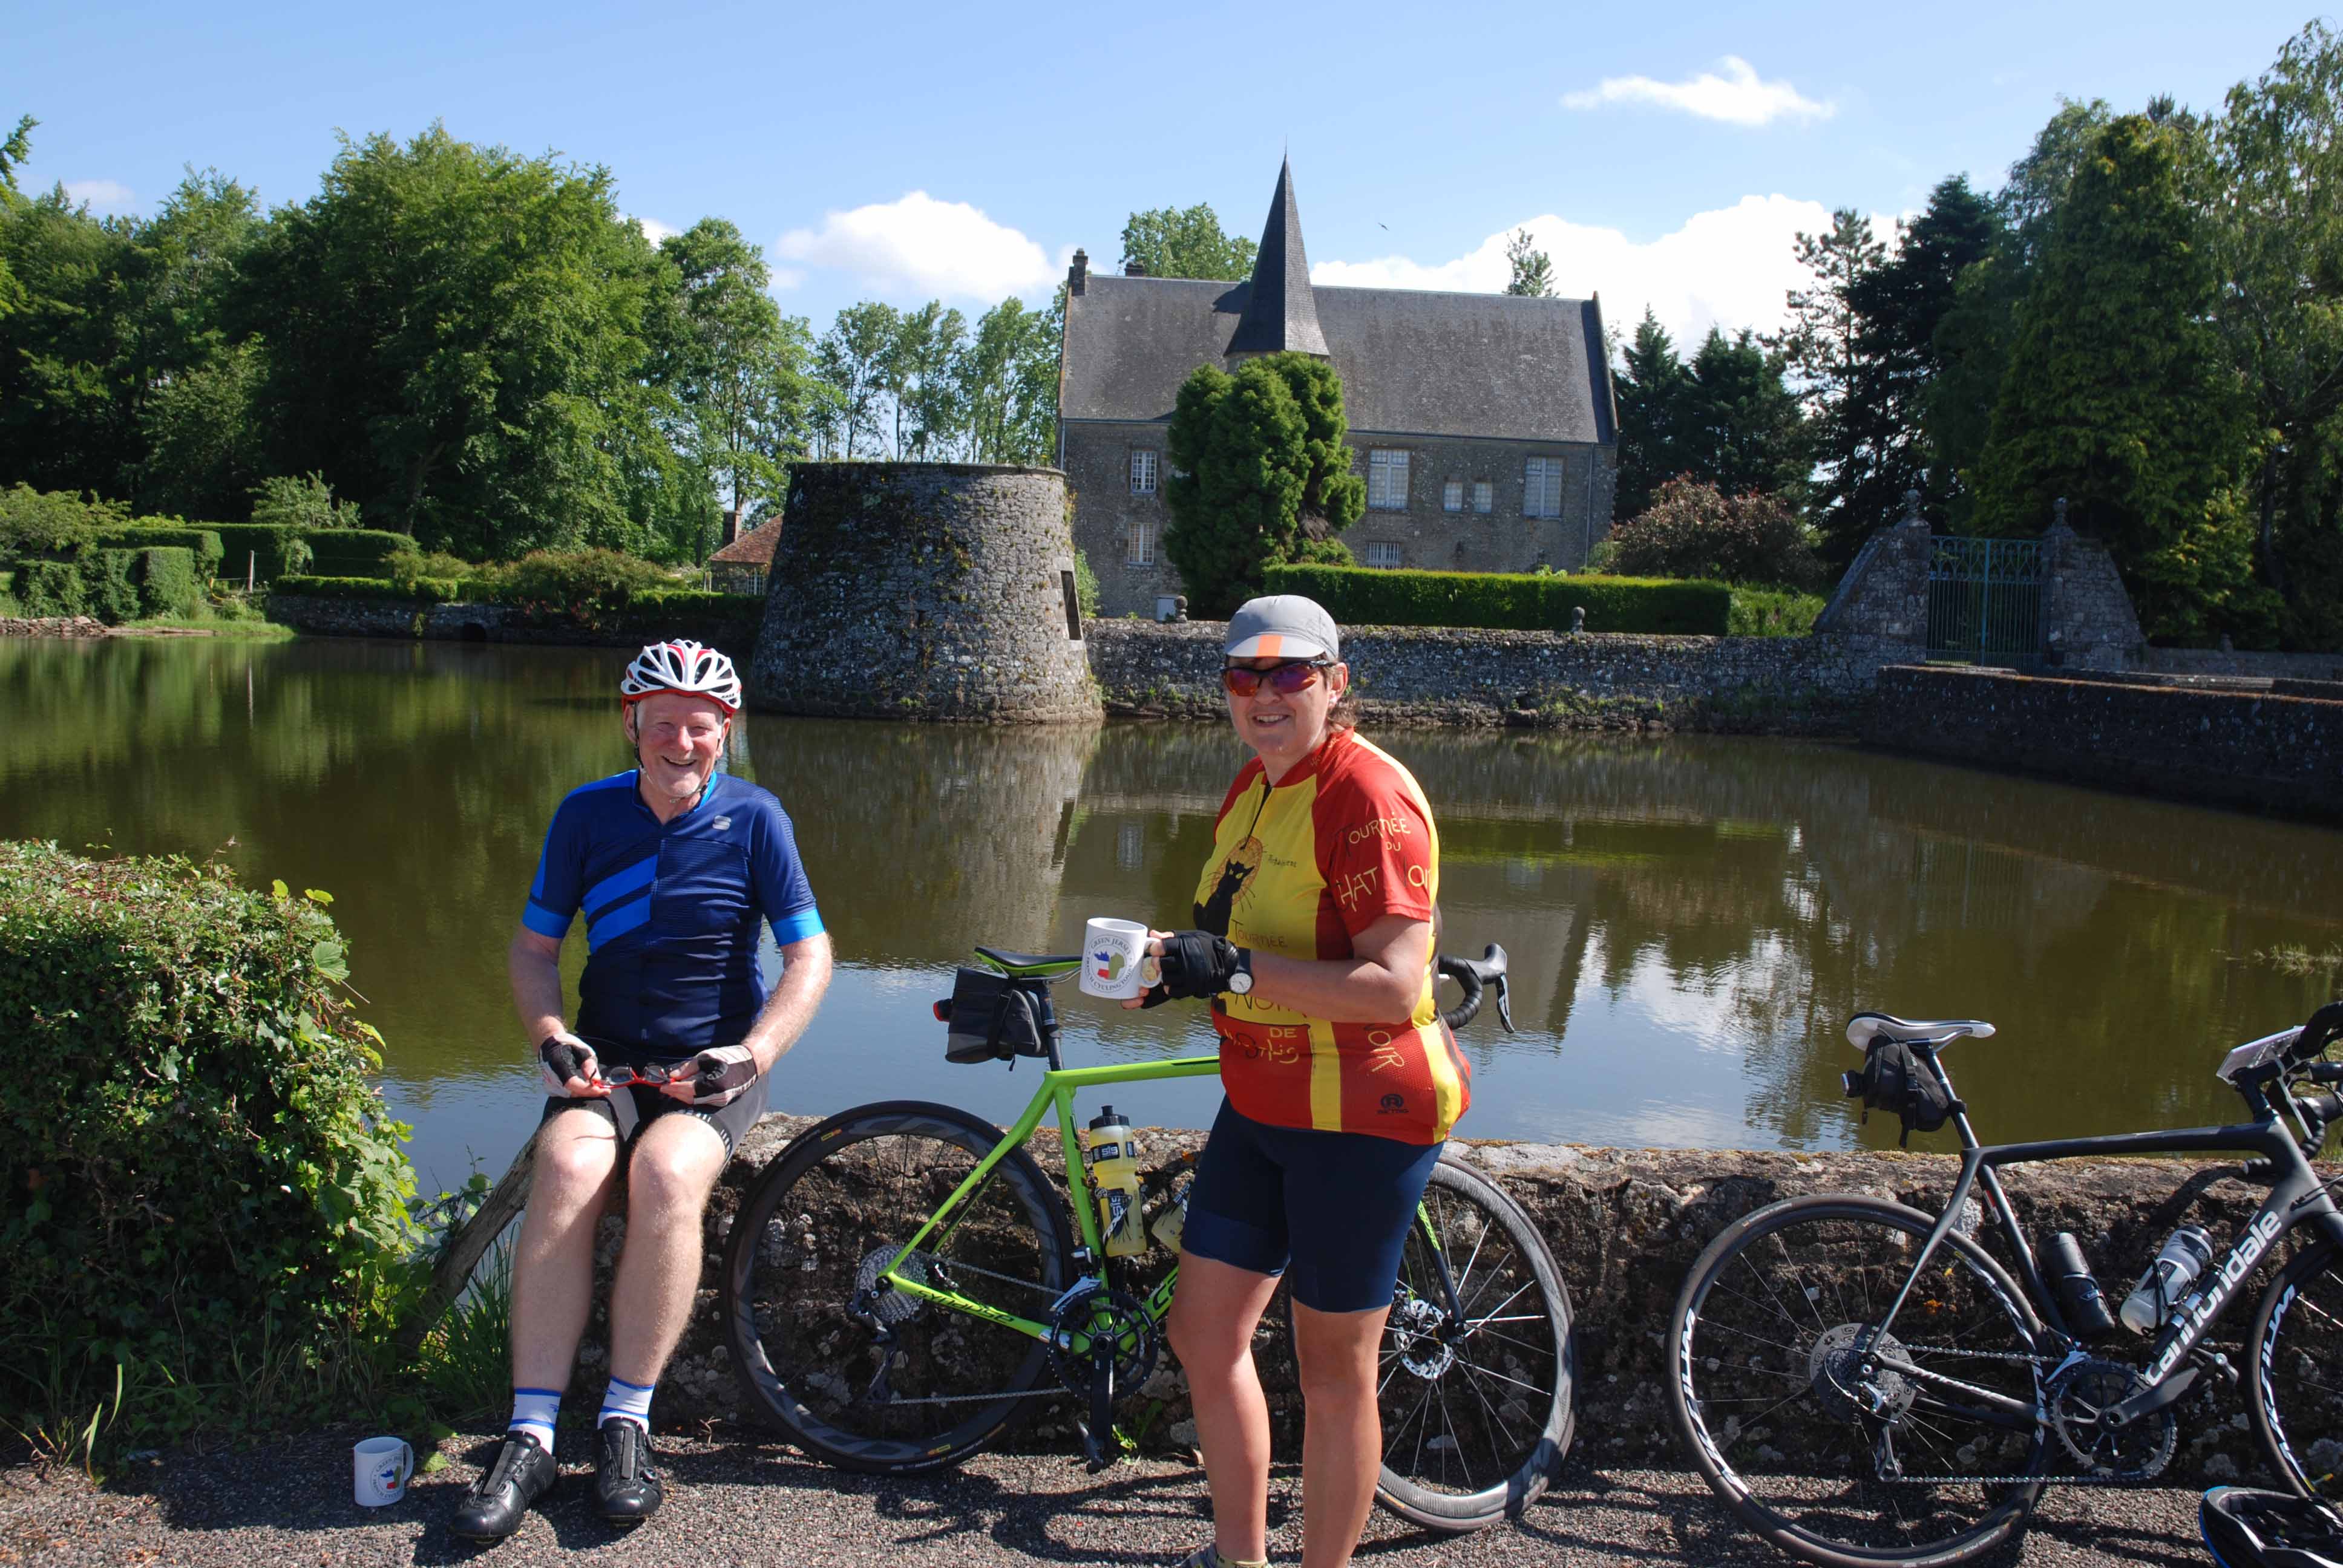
[1222,659,1330,697]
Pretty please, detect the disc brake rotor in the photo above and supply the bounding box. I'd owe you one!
[1389,1293,1455,1379]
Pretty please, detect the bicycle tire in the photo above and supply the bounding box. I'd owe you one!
[2251,1237,2343,1501]
[1666,1194,2049,1568]
[1366,1155,1575,1532]
[720,1100,1075,1475]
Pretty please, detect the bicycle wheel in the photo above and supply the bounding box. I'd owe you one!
[1667,1194,2050,1568]
[1371,1155,1575,1532]
[721,1100,1075,1474]
[2252,1238,2343,1500]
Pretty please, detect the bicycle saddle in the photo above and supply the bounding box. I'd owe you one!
[1846,1013,1996,1049]
[2203,1486,2343,1568]
[972,946,1081,979]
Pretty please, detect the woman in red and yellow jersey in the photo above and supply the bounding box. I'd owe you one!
[1129,595,1467,1568]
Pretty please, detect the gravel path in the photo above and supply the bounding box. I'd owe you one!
[2,1429,2215,1567]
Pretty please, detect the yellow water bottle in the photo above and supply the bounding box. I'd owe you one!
[1087,1106,1147,1257]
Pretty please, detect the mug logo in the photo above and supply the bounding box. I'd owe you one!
[1093,948,1126,981]
[375,1462,402,1492]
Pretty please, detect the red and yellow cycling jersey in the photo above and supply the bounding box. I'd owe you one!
[1194,728,1469,1145]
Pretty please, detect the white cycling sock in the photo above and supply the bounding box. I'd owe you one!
[508,1386,562,1454]
[598,1374,655,1432]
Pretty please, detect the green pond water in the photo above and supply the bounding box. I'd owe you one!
[4,633,2339,1197]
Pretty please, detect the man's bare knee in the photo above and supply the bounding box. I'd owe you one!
[626,1125,725,1220]
[534,1117,620,1206]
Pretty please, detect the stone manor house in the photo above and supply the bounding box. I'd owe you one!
[1057,158,1620,618]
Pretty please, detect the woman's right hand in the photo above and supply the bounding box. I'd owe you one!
[1121,930,1176,1010]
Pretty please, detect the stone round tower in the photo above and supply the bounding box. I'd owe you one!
[750,463,1101,722]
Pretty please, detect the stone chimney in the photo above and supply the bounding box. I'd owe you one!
[721,508,741,548]
[1068,249,1089,296]
[1125,260,1148,276]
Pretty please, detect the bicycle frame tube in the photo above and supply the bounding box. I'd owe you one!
[878,1054,1222,1338]
[1870,1061,2343,1403]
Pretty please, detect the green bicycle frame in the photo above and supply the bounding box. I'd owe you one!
[876,1054,1222,1342]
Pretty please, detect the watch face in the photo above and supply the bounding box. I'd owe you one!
[1230,969,1253,995]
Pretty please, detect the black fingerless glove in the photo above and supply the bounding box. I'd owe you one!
[1154,931,1244,1001]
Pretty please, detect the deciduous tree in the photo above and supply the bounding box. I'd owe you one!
[1119,203,1256,281]
[957,296,1058,465]
[1504,229,1555,297]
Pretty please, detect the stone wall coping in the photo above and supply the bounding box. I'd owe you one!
[783,459,1067,480]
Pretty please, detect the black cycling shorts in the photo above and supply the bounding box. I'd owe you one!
[539,1065,767,1160]
[1180,1097,1443,1314]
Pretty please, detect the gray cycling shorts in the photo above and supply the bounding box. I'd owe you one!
[539,1068,768,1160]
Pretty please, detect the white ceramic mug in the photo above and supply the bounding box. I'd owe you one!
[1079,917,1153,1000]
[353,1434,414,1507]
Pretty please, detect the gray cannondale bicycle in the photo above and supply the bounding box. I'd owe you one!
[719,940,1575,1532]
[1665,1001,2343,1567]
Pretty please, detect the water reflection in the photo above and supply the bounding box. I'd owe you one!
[1,636,2338,1195]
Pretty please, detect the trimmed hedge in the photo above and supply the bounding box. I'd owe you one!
[18,559,90,618]
[0,843,415,1446]
[305,529,419,579]
[93,525,226,579]
[211,523,313,583]
[274,573,468,603]
[136,546,203,618]
[90,550,142,622]
[1263,564,1732,636]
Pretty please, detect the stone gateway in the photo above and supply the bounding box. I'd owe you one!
[750,463,1100,723]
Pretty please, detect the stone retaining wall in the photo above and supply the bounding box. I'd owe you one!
[2146,647,2343,683]
[563,1117,2296,1485]
[262,595,760,661]
[1085,619,1904,733]
[1864,663,2343,822]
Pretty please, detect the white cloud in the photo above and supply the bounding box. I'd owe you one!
[63,179,135,211]
[632,215,680,245]
[1312,197,1895,348]
[1562,56,1833,127]
[776,191,1055,301]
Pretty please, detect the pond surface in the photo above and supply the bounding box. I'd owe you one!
[4,634,2340,1195]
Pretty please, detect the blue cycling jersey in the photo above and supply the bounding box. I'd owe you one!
[521,770,823,1059]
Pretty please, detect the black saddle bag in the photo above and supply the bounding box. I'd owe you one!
[1843,1038,1955,1146]
[941,968,1046,1064]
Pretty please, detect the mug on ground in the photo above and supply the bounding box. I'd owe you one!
[353,1435,414,1507]
[1080,917,1152,1000]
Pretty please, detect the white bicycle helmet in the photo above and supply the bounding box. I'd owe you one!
[619,639,742,712]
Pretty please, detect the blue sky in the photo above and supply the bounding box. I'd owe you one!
[3,1,2323,344]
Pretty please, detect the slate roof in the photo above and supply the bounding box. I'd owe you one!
[1225,157,1329,359]
[1063,275,1614,446]
[708,522,781,566]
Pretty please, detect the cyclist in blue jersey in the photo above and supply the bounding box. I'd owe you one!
[454,640,833,1543]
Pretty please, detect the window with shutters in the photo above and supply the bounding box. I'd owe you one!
[1524,456,1565,519]
[1442,479,1464,512]
[1129,449,1158,495]
[1473,480,1493,515]
[1367,449,1410,511]
[1126,516,1157,567]
[1363,541,1404,569]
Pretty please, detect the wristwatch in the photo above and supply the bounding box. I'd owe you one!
[1227,947,1255,996]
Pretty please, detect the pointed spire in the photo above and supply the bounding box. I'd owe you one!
[1227,155,1329,359]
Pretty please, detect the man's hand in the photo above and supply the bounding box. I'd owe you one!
[664,1042,757,1107]
[539,1031,606,1098]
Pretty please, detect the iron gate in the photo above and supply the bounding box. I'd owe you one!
[1927,537,2045,667]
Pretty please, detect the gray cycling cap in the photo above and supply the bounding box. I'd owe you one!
[1224,595,1340,662]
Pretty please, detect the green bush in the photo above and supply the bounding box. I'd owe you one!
[0,844,416,1451]
[90,550,143,623]
[211,524,315,584]
[274,573,468,603]
[19,560,91,618]
[386,546,501,595]
[307,529,421,579]
[136,547,203,618]
[500,547,677,618]
[1728,587,1826,637]
[0,485,125,557]
[249,472,363,534]
[92,525,226,580]
[1263,564,1732,636]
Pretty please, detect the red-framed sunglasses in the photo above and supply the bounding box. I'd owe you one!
[595,1063,680,1088]
[1222,659,1331,697]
